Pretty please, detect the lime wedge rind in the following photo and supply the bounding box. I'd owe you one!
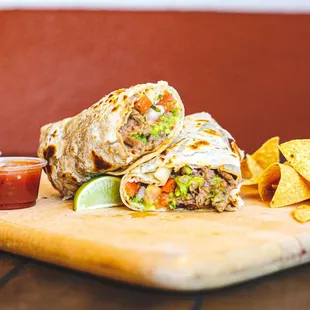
[76,202,123,210]
[73,176,122,211]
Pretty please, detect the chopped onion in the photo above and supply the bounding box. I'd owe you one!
[145,105,165,123]
[144,185,162,205]
[154,167,172,184]
[136,186,146,200]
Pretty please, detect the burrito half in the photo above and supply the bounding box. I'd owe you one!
[120,112,244,212]
[37,81,184,198]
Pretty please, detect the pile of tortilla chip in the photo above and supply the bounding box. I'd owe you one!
[241,138,310,223]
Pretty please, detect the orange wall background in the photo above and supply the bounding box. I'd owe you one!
[1,11,310,156]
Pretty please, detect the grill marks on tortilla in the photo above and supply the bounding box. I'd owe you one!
[195,121,210,130]
[112,105,120,112]
[114,88,125,95]
[70,145,77,154]
[227,138,238,155]
[105,88,127,105]
[45,165,53,174]
[43,145,57,174]
[230,140,242,161]
[109,90,127,105]
[166,155,176,165]
[107,89,126,104]
[92,99,104,109]
[51,130,58,138]
[91,150,112,171]
[162,149,169,156]
[195,120,210,127]
[168,139,184,152]
[144,88,153,96]
[108,96,119,105]
[43,145,56,159]
[203,129,221,136]
[61,172,78,182]
[188,140,210,150]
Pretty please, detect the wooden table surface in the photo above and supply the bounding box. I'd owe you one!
[1,251,310,309]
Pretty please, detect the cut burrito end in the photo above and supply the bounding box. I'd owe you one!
[120,112,244,212]
[119,89,181,158]
[123,165,242,213]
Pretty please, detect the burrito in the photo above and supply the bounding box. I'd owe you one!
[37,81,184,198]
[120,112,244,212]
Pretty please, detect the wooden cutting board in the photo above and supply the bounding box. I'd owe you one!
[0,174,309,291]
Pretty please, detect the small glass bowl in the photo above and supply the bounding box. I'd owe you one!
[0,157,47,210]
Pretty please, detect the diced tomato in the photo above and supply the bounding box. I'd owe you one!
[161,178,176,193]
[134,95,152,114]
[156,193,170,208]
[157,90,177,113]
[158,90,174,104]
[125,182,141,197]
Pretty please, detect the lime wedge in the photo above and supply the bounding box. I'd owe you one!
[73,176,123,211]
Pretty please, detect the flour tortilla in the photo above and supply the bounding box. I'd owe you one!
[120,112,244,212]
[37,81,184,198]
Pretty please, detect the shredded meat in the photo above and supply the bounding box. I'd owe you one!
[175,167,237,212]
[122,136,145,154]
[200,167,215,180]
[119,110,150,137]
[119,109,169,155]
[211,189,229,212]
[134,167,239,213]
[218,169,237,186]
[195,187,211,206]
[189,181,199,193]
[147,131,166,149]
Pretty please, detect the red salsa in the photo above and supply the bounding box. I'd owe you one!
[0,157,47,210]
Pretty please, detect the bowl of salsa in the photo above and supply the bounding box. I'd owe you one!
[0,157,47,210]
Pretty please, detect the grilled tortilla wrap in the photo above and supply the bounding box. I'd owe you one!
[120,112,244,212]
[37,81,184,198]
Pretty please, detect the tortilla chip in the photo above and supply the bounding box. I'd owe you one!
[279,139,310,182]
[252,136,280,168]
[292,205,310,223]
[241,155,264,185]
[242,175,260,186]
[241,137,280,185]
[240,157,252,179]
[258,163,310,208]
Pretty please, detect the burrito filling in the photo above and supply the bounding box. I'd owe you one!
[125,166,238,212]
[119,90,179,155]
